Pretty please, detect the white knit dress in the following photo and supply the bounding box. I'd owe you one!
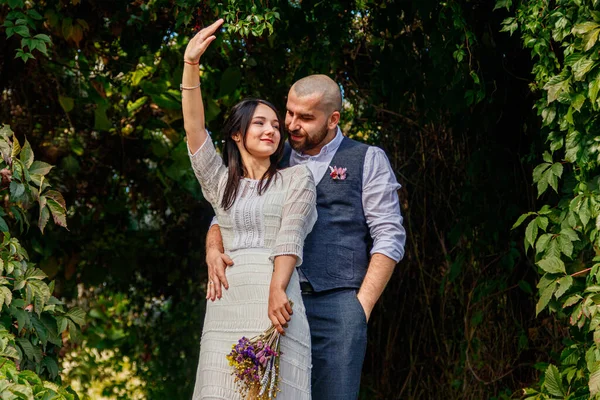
[190,137,317,400]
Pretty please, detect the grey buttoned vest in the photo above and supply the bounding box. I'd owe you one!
[280,137,371,291]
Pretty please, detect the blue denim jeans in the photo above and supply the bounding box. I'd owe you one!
[302,288,368,400]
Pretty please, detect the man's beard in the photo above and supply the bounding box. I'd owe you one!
[287,123,329,153]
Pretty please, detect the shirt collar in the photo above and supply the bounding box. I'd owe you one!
[294,127,344,160]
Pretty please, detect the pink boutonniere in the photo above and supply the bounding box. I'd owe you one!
[329,165,347,180]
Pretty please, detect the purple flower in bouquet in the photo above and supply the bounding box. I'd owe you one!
[226,302,293,399]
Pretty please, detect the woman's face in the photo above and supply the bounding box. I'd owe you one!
[235,103,281,159]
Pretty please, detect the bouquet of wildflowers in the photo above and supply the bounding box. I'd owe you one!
[227,302,293,399]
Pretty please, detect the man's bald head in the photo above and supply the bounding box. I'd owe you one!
[290,75,342,115]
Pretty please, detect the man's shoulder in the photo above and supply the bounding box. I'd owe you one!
[341,135,371,148]
[338,136,375,156]
[341,136,390,158]
[338,137,395,180]
[336,136,374,164]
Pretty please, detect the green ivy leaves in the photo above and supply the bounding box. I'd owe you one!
[543,364,566,397]
[538,257,566,274]
[533,153,563,197]
[544,75,571,104]
[573,21,600,52]
[0,126,66,234]
[222,3,281,37]
[506,0,600,387]
[0,125,80,396]
[1,5,52,62]
[0,358,77,400]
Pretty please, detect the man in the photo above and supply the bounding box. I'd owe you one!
[205,74,405,399]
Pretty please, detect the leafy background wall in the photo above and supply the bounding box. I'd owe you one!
[1,0,593,399]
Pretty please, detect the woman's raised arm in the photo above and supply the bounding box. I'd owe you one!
[182,19,223,154]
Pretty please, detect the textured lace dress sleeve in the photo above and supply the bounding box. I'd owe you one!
[188,135,227,207]
[270,166,318,267]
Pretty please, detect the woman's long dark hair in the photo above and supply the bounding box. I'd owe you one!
[220,99,285,210]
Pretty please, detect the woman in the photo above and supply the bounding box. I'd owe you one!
[183,19,316,399]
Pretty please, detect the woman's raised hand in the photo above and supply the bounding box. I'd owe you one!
[181,18,223,152]
[184,19,224,64]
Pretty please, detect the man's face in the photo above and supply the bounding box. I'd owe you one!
[285,90,330,154]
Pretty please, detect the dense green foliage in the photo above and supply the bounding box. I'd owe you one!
[500,0,600,398]
[0,0,583,398]
[0,124,82,399]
